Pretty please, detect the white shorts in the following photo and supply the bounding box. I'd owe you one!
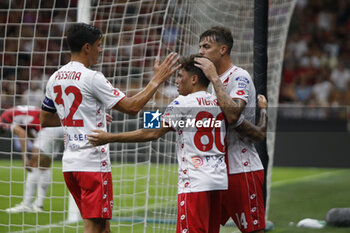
[33,127,64,158]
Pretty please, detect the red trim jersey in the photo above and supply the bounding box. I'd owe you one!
[162,91,229,194]
[212,66,264,174]
[0,105,41,132]
[43,61,126,172]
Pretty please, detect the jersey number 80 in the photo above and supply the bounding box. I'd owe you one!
[194,111,225,153]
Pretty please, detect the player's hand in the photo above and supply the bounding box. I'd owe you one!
[194,57,220,82]
[153,52,181,84]
[257,94,268,110]
[106,113,112,125]
[87,129,111,146]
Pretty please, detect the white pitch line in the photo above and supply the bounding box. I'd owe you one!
[271,170,345,188]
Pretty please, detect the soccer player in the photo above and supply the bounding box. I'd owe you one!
[1,105,63,213]
[87,54,267,233]
[195,26,266,233]
[40,23,180,233]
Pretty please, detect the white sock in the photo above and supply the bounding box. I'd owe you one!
[36,169,51,208]
[23,168,40,206]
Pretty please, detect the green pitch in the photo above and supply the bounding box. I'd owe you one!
[0,160,349,233]
[269,167,350,233]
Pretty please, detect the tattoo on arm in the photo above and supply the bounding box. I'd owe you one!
[213,79,244,124]
[235,109,267,142]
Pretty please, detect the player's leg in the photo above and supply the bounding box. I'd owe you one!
[84,218,110,233]
[5,145,40,213]
[177,191,221,233]
[19,148,50,212]
[208,190,222,233]
[32,127,63,211]
[36,165,51,211]
[5,166,40,213]
[65,171,113,233]
[221,171,265,233]
[64,172,82,212]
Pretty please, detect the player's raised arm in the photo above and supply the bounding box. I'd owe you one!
[235,94,268,141]
[194,56,267,141]
[194,56,245,125]
[113,53,181,115]
[87,125,171,146]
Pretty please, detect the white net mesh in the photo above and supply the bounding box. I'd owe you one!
[0,0,296,232]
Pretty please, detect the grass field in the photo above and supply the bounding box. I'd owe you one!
[0,160,349,233]
[268,167,350,233]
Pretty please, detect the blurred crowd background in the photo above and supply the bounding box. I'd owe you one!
[1,0,76,109]
[0,0,177,109]
[1,0,350,109]
[280,0,350,107]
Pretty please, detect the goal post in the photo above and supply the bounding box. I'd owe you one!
[77,0,91,24]
[0,0,297,232]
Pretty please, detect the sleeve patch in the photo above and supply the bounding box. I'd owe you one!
[235,76,250,84]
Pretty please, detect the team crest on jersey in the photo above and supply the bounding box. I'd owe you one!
[235,76,250,84]
[191,156,203,169]
[171,100,180,105]
[236,90,245,96]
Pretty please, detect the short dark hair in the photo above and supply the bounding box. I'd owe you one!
[180,54,210,87]
[199,26,233,55]
[66,23,102,53]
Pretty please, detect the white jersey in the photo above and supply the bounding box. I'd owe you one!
[162,91,228,194]
[43,61,126,172]
[212,66,264,174]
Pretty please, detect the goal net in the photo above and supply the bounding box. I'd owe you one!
[0,0,296,232]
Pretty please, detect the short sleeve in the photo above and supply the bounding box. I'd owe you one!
[227,75,251,104]
[91,72,126,109]
[162,98,183,131]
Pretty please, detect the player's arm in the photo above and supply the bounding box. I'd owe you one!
[87,125,171,146]
[40,94,61,127]
[12,125,31,170]
[113,53,181,115]
[194,57,244,125]
[40,110,61,127]
[235,94,268,142]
